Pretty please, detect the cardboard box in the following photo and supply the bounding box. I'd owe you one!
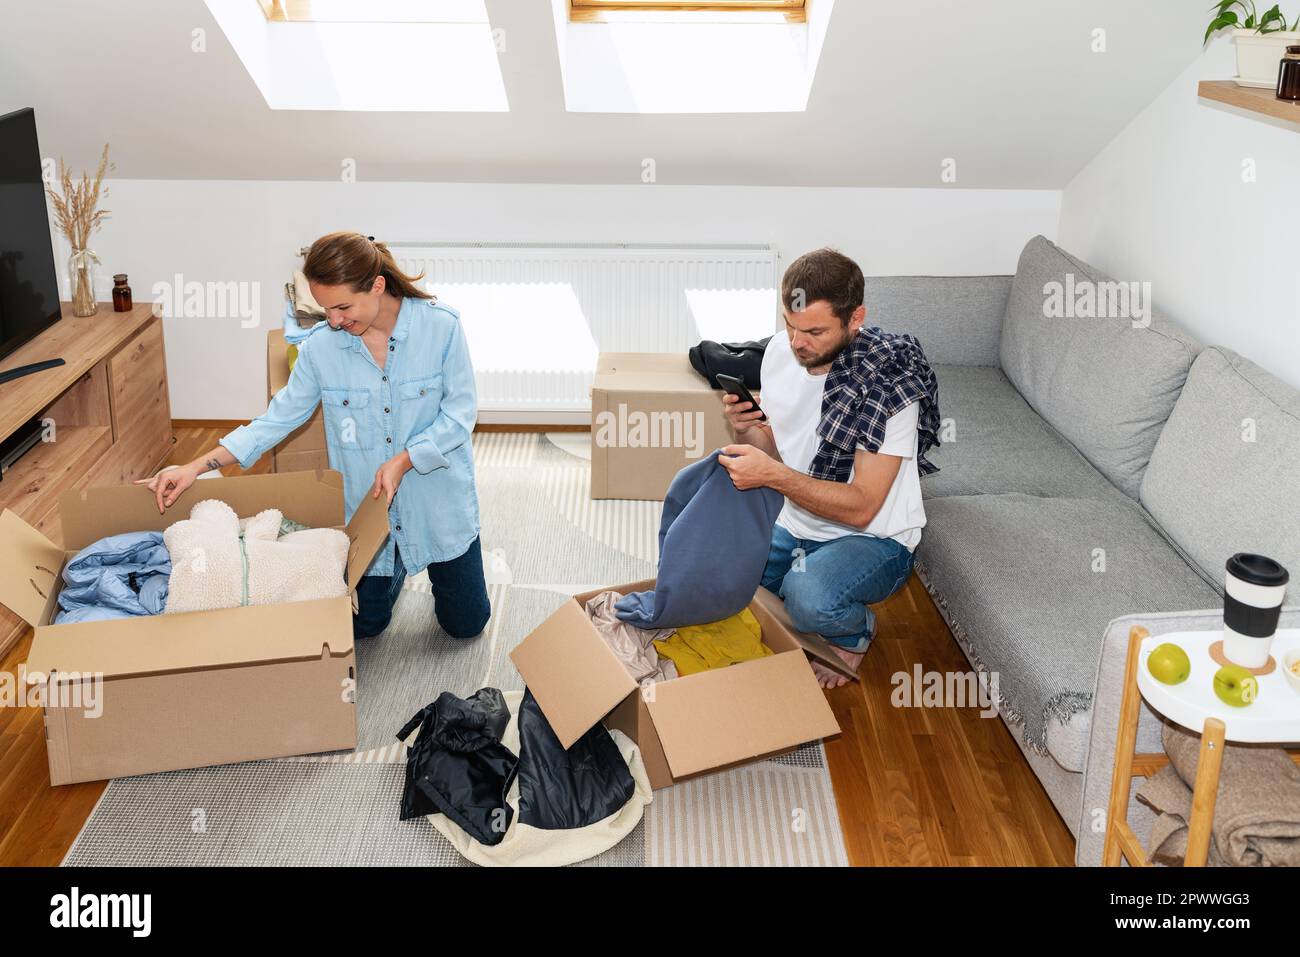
[267,329,326,458]
[2,469,390,785]
[275,448,331,474]
[510,580,851,790]
[590,353,735,501]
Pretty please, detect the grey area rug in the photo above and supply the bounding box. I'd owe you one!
[63,433,848,867]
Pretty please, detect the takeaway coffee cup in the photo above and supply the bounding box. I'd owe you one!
[1222,553,1289,669]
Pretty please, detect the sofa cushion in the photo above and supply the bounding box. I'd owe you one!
[999,236,1201,499]
[915,493,1219,762]
[923,364,1125,502]
[1140,347,1300,589]
[867,275,1010,367]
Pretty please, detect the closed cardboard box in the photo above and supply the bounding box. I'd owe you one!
[590,353,734,502]
[267,329,326,458]
[3,470,389,785]
[510,580,850,790]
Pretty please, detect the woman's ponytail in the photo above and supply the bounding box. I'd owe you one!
[302,231,434,301]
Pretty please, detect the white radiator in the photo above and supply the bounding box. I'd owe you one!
[391,243,779,418]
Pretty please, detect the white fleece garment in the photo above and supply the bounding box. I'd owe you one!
[409,690,653,867]
[163,500,350,614]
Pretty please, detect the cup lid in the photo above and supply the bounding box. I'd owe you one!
[1226,552,1289,587]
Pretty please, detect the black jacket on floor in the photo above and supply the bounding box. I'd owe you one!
[398,687,636,845]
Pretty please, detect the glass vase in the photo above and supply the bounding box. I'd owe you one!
[69,247,99,317]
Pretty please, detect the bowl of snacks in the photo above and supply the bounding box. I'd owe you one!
[1284,649,1300,696]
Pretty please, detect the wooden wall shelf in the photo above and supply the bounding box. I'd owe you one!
[1198,80,1300,125]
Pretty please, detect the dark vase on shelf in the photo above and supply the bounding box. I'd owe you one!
[112,274,133,312]
[1278,46,1300,101]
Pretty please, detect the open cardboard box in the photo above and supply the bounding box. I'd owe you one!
[0,469,389,785]
[590,352,735,502]
[510,580,854,790]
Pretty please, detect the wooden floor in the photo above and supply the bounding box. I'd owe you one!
[823,576,1075,865]
[0,427,1074,866]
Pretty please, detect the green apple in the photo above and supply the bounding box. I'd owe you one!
[1213,664,1259,708]
[1147,643,1191,685]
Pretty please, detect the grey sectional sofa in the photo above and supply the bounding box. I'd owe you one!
[869,235,1300,866]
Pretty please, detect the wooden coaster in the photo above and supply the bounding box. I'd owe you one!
[1209,640,1276,676]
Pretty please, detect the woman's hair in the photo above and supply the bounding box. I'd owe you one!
[302,232,434,301]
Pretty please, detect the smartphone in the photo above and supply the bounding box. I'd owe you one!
[715,373,766,422]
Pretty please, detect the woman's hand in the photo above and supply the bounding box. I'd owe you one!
[134,464,200,514]
[372,450,413,506]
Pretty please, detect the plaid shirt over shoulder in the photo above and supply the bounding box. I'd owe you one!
[808,327,942,483]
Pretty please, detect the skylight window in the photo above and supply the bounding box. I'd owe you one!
[257,0,489,23]
[207,0,508,111]
[553,0,832,113]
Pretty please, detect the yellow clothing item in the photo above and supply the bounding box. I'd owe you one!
[653,607,771,676]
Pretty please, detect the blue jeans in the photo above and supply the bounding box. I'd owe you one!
[353,537,491,641]
[761,524,915,653]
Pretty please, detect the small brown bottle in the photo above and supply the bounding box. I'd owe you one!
[1278,46,1300,102]
[112,273,133,312]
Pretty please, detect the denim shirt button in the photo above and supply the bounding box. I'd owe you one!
[384,407,390,413]
[342,398,349,406]
[386,437,392,443]
[395,524,402,532]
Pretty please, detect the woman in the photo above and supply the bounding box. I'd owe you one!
[140,232,490,642]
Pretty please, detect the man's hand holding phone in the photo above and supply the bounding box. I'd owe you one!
[722,390,769,438]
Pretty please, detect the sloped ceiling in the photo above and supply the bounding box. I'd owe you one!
[0,0,1207,187]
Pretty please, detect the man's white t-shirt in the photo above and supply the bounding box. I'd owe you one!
[759,332,926,550]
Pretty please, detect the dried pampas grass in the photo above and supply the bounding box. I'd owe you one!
[46,143,112,250]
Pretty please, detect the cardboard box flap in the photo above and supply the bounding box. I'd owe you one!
[644,652,840,779]
[750,586,858,681]
[24,595,353,682]
[509,598,638,749]
[58,470,348,550]
[592,352,715,394]
[267,329,291,396]
[344,491,391,591]
[0,510,64,627]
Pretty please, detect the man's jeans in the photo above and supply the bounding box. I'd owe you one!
[353,537,491,641]
[761,524,915,653]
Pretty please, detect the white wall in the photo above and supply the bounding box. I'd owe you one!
[79,181,1060,419]
[1059,36,1300,389]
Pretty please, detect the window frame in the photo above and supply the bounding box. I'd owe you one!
[568,0,808,23]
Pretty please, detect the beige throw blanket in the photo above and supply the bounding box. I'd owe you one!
[1135,721,1300,866]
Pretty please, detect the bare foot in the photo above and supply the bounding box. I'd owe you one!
[812,645,864,689]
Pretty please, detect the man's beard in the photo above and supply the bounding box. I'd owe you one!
[794,328,855,369]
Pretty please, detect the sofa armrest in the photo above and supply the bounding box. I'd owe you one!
[1075,606,1300,866]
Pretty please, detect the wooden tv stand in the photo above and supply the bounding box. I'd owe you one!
[0,302,173,657]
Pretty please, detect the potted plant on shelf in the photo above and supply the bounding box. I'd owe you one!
[45,144,111,318]
[1205,1,1300,87]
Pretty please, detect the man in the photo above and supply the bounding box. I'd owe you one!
[720,248,940,689]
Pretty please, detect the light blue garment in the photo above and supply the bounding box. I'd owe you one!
[55,532,171,624]
[222,297,480,577]
[283,298,327,345]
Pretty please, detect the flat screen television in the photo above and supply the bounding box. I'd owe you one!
[0,108,62,362]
